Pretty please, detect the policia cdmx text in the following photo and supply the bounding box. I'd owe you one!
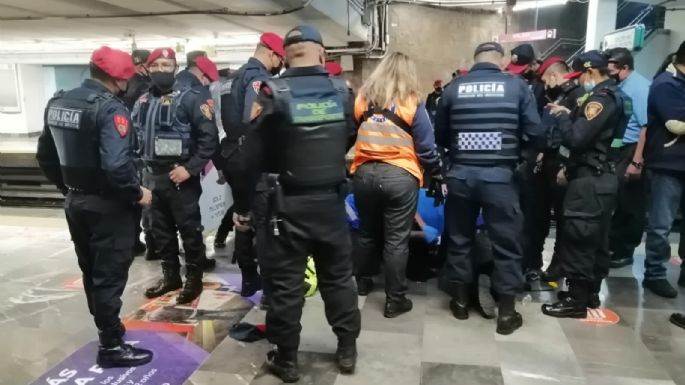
[233,26,360,383]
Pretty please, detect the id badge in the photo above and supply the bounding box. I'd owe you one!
[154,137,183,157]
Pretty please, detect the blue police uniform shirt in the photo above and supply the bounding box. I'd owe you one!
[240,57,272,122]
[619,70,650,144]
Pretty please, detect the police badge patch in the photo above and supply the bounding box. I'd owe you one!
[584,101,603,120]
[200,104,213,120]
[252,80,262,94]
[113,114,129,137]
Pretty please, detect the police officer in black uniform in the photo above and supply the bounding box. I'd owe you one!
[135,48,219,305]
[36,46,153,367]
[234,26,360,382]
[176,50,208,89]
[435,42,545,335]
[221,32,285,297]
[542,51,624,318]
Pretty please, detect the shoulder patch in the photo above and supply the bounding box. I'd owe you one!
[584,101,604,121]
[252,80,262,94]
[113,114,129,137]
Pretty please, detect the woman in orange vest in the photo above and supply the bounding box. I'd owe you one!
[351,52,440,318]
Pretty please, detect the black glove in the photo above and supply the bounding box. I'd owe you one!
[425,168,445,207]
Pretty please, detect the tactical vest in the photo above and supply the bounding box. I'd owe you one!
[448,73,523,166]
[45,87,111,191]
[265,75,349,189]
[132,88,196,166]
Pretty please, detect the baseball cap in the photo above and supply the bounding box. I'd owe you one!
[91,46,136,80]
[538,57,564,76]
[131,49,150,66]
[284,25,324,48]
[571,50,609,73]
[325,61,343,76]
[195,56,219,82]
[507,44,536,74]
[474,42,505,57]
[147,47,176,66]
[260,32,285,58]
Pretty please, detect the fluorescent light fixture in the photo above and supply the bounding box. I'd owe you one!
[513,0,567,12]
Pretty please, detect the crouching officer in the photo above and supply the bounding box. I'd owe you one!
[233,26,360,382]
[135,48,219,304]
[435,42,545,335]
[36,46,153,367]
[542,51,626,318]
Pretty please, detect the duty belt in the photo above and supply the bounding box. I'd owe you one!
[569,163,615,179]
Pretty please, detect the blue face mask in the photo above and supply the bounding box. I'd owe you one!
[583,80,596,93]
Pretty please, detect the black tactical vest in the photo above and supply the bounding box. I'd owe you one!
[448,72,524,166]
[46,87,111,191]
[266,75,349,189]
[132,88,195,166]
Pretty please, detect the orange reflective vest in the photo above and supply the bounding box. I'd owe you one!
[351,96,424,185]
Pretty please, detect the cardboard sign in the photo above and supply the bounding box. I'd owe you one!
[199,161,232,233]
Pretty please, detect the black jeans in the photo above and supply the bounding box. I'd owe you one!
[353,162,419,300]
[561,172,617,282]
[64,193,135,346]
[223,166,259,274]
[256,191,360,350]
[148,174,205,269]
[609,144,647,261]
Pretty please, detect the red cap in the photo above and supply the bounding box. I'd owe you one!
[90,46,135,80]
[506,62,529,75]
[147,47,176,66]
[564,71,582,80]
[325,61,343,76]
[195,56,219,82]
[433,79,442,87]
[260,32,285,58]
[538,57,564,76]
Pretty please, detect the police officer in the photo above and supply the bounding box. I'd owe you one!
[435,42,544,335]
[426,80,443,123]
[234,26,360,382]
[536,59,587,281]
[542,51,624,318]
[176,50,208,89]
[221,32,285,297]
[36,46,153,367]
[136,48,219,304]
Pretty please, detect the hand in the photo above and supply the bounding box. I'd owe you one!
[138,187,152,208]
[548,103,570,116]
[169,165,191,185]
[625,163,642,181]
[216,170,226,185]
[233,212,251,232]
[556,168,568,187]
[533,152,544,174]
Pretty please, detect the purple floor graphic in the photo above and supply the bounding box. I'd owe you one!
[30,331,208,385]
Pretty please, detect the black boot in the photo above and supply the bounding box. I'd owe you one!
[542,280,588,318]
[356,276,374,296]
[177,265,203,304]
[266,348,300,383]
[449,284,470,320]
[336,339,357,374]
[557,290,600,309]
[384,295,413,318]
[132,239,146,257]
[97,326,153,368]
[214,222,231,248]
[144,262,182,299]
[496,295,522,335]
[643,279,678,298]
[543,257,564,282]
[144,232,160,261]
[241,269,262,297]
[609,256,633,269]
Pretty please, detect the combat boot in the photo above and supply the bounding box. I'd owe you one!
[241,269,262,297]
[144,232,160,261]
[336,338,357,374]
[266,348,300,383]
[144,262,182,299]
[542,280,588,318]
[97,326,153,368]
[496,294,523,335]
[384,295,413,318]
[177,264,203,304]
[449,284,470,320]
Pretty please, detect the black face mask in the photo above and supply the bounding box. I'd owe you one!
[150,72,176,91]
[610,73,621,83]
[523,70,537,81]
[546,86,562,102]
[271,64,283,76]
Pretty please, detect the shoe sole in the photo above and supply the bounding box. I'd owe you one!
[338,364,355,375]
[541,309,587,319]
[144,286,182,299]
[669,314,685,329]
[267,366,300,383]
[96,355,153,368]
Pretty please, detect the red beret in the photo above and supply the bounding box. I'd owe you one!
[195,56,219,82]
[260,32,285,58]
[325,61,343,76]
[147,47,176,66]
[433,79,442,87]
[538,57,564,76]
[90,46,135,80]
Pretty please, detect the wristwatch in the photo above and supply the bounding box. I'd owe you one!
[630,160,644,169]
